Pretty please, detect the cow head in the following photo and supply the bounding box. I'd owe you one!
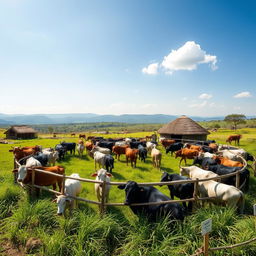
[159,172,170,186]
[91,169,112,186]
[16,165,28,182]
[118,181,144,205]
[56,195,72,215]
[180,167,189,176]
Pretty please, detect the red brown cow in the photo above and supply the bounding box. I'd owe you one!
[9,146,40,161]
[71,133,76,137]
[209,143,218,152]
[112,145,129,160]
[175,148,199,165]
[13,165,65,196]
[85,141,93,152]
[79,134,86,139]
[185,144,201,151]
[213,156,243,168]
[161,139,175,149]
[125,148,138,168]
[226,135,242,145]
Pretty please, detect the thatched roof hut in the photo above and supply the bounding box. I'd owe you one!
[158,115,209,142]
[4,125,38,140]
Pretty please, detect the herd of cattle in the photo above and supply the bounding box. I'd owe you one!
[9,135,255,221]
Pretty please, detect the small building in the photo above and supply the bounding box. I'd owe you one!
[4,125,38,140]
[158,115,209,142]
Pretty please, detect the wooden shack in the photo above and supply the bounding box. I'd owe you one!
[4,125,38,140]
[158,115,209,142]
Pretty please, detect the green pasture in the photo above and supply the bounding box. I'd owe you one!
[0,128,256,255]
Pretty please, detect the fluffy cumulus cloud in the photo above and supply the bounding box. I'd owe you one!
[142,41,217,75]
[199,93,212,99]
[233,91,252,98]
[142,62,159,75]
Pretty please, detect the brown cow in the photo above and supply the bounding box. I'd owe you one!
[112,145,129,160]
[9,146,40,161]
[161,139,175,149]
[209,143,218,152]
[85,141,93,152]
[226,135,242,145]
[213,156,243,167]
[79,134,86,139]
[125,148,138,168]
[175,148,199,165]
[185,144,201,151]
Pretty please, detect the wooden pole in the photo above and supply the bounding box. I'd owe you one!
[193,179,199,209]
[61,173,66,194]
[236,172,240,188]
[13,158,17,183]
[100,180,106,215]
[203,233,209,256]
[31,168,35,197]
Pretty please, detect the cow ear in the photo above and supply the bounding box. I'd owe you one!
[91,173,97,177]
[118,185,125,190]
[140,187,144,192]
[12,169,18,173]
[106,172,113,177]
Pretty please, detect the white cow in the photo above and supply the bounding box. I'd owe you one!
[91,169,112,203]
[77,143,85,157]
[180,166,219,180]
[93,151,106,170]
[125,138,132,144]
[91,146,111,155]
[115,141,127,146]
[42,149,59,165]
[17,157,42,182]
[199,152,216,158]
[218,150,243,163]
[55,173,82,215]
[151,146,162,169]
[146,141,155,152]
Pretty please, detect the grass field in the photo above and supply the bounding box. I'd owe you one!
[0,128,256,255]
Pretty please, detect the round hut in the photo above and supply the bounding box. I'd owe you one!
[157,115,209,142]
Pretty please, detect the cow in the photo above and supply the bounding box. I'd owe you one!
[213,156,244,168]
[42,148,59,166]
[180,166,219,180]
[85,141,93,153]
[77,143,85,157]
[96,141,114,151]
[218,149,254,162]
[201,145,214,153]
[91,169,112,203]
[138,144,147,162]
[105,155,114,173]
[112,145,129,160]
[79,134,86,139]
[207,165,250,191]
[9,146,37,161]
[13,165,65,195]
[115,141,127,147]
[175,148,199,165]
[71,133,76,137]
[184,143,201,151]
[93,151,106,170]
[161,139,175,149]
[193,156,218,169]
[55,173,82,216]
[33,153,49,166]
[60,142,76,155]
[118,181,185,222]
[55,144,66,160]
[151,147,161,169]
[91,146,111,155]
[146,141,155,152]
[160,172,194,212]
[130,141,146,149]
[226,135,242,145]
[165,142,183,156]
[208,143,218,152]
[125,148,138,168]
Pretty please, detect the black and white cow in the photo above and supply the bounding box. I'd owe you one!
[105,154,114,173]
[138,144,147,162]
[60,142,76,155]
[165,143,183,156]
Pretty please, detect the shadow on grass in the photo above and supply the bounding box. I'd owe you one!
[111,172,126,180]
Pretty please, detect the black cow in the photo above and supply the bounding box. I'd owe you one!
[33,153,48,166]
[207,165,250,191]
[245,152,254,161]
[201,146,214,153]
[130,141,146,149]
[166,142,183,156]
[97,141,114,151]
[138,144,147,162]
[60,142,76,155]
[55,144,66,160]
[193,156,218,169]
[105,154,114,173]
[118,181,185,222]
[160,172,194,212]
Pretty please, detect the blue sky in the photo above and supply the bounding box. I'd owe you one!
[0,0,255,116]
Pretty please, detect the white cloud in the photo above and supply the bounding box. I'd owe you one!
[182,97,188,101]
[142,62,159,75]
[189,101,208,108]
[142,104,157,109]
[161,41,217,72]
[233,91,252,98]
[199,93,212,99]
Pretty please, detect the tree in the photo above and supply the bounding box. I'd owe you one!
[224,114,246,130]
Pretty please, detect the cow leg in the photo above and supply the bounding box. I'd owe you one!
[126,156,128,166]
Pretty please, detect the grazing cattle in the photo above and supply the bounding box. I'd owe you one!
[226,135,242,145]
[208,143,218,152]
[118,181,185,222]
[91,146,111,155]
[180,166,219,180]
[207,165,250,191]
[55,173,82,215]
[77,143,85,157]
[105,155,114,173]
[193,156,218,169]
[201,145,214,153]
[161,139,175,149]
[42,149,59,166]
[79,134,86,139]
[166,142,184,156]
[96,141,114,151]
[145,135,152,141]
[199,152,216,159]
[91,169,112,203]
[61,142,76,155]
[125,148,138,168]
[217,150,244,163]
[71,133,76,137]
[138,144,147,162]
[214,156,244,168]
[93,151,106,170]
[33,153,49,166]
[87,136,95,141]
[125,138,132,144]
[14,165,65,195]
[55,144,66,160]
[115,141,127,147]
[130,141,146,149]
[112,145,129,160]
[151,147,162,169]
[9,146,38,161]
[85,141,93,153]
[175,148,199,165]
[160,172,194,211]
[184,143,201,151]
[146,141,155,152]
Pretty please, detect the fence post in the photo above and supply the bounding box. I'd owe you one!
[61,173,66,194]
[236,171,240,188]
[193,178,199,209]
[100,180,106,215]
[13,158,17,183]
[31,168,35,197]
[203,233,209,256]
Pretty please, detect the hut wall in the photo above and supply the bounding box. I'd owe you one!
[159,133,207,143]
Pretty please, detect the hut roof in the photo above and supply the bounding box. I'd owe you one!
[158,115,210,135]
[4,125,37,134]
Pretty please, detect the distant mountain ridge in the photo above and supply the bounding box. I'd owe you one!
[0,113,230,125]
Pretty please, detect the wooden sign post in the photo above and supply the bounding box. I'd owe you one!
[253,204,256,216]
[201,218,212,256]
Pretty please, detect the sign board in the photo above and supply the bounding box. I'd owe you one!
[253,204,256,216]
[201,218,212,236]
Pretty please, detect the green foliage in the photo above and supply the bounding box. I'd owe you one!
[224,114,247,130]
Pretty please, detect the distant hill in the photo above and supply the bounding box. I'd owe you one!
[0,113,248,125]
